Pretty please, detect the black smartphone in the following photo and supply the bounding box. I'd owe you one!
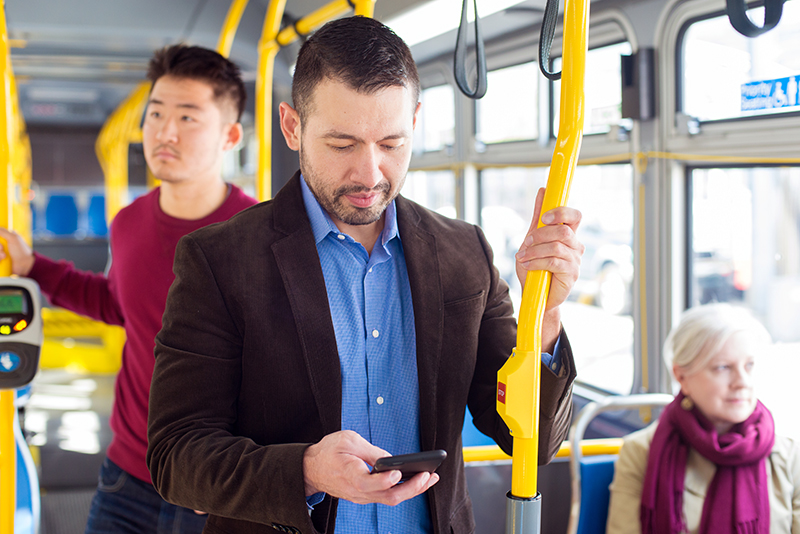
[372,450,447,482]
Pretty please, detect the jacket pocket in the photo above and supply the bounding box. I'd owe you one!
[444,291,485,318]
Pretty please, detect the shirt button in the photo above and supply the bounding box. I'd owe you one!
[377,396,384,405]
[372,329,379,338]
[337,234,345,240]
[551,362,558,371]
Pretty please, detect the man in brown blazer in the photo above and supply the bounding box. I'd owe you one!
[147,16,583,534]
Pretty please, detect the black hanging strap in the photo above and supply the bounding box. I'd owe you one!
[538,0,562,81]
[726,0,785,37]
[454,0,488,99]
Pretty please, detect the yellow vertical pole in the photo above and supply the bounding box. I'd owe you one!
[497,0,590,502]
[216,0,250,57]
[0,387,13,534]
[255,0,287,201]
[0,0,16,531]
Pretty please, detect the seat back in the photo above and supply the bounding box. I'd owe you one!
[87,195,108,237]
[576,455,617,534]
[45,194,79,236]
[567,393,674,534]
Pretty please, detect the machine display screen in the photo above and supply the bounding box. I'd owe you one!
[0,291,25,314]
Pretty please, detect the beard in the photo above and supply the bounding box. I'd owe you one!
[300,147,401,226]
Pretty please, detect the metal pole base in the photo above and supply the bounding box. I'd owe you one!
[505,492,541,534]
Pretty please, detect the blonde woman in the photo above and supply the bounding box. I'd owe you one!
[607,304,800,534]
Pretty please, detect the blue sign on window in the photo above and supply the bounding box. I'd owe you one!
[741,76,800,111]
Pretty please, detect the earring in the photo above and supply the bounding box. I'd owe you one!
[681,396,694,411]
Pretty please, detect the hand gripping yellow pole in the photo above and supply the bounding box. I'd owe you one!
[496,0,589,528]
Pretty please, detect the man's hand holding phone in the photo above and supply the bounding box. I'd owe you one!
[303,431,440,506]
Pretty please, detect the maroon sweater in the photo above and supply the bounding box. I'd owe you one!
[30,185,258,483]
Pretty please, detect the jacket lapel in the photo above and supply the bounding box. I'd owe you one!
[271,174,342,435]
[396,196,442,450]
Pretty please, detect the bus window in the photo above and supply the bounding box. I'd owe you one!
[402,170,457,218]
[481,164,634,394]
[553,42,633,136]
[681,1,800,122]
[476,62,539,144]
[689,166,800,438]
[413,84,455,153]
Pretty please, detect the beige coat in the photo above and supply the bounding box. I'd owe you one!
[607,422,800,534]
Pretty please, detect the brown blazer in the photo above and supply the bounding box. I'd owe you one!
[147,173,576,534]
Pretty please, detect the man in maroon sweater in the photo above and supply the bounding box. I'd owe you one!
[0,45,258,533]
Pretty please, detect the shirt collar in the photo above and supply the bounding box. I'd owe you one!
[300,175,400,248]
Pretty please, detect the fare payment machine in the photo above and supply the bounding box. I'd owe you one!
[0,280,43,387]
[0,275,43,534]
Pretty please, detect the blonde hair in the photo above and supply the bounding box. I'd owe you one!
[664,304,772,378]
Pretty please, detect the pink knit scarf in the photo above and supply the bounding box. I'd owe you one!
[640,392,774,534]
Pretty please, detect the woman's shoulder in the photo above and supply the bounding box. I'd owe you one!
[622,422,659,449]
[771,434,800,474]
[616,422,660,471]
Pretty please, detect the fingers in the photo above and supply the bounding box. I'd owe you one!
[375,471,440,507]
[515,190,585,310]
[0,227,35,276]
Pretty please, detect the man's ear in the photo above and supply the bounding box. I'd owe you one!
[279,102,301,151]
[222,122,244,151]
[412,101,421,130]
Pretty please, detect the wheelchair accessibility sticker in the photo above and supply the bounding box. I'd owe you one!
[0,352,21,372]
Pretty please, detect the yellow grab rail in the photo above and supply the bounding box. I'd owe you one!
[255,0,288,202]
[217,0,251,58]
[496,0,590,499]
[96,81,151,222]
[462,438,624,464]
[0,0,16,528]
[0,389,13,534]
[256,0,377,201]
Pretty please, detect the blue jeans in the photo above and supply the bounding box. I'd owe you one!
[84,457,208,534]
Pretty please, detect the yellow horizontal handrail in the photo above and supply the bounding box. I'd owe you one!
[462,437,624,463]
[276,0,352,45]
[409,151,800,174]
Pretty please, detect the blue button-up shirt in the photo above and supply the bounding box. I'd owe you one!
[301,178,432,534]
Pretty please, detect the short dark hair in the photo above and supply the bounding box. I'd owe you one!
[147,44,246,121]
[292,16,420,122]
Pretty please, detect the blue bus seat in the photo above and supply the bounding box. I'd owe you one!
[45,194,79,236]
[87,194,108,237]
[576,454,617,534]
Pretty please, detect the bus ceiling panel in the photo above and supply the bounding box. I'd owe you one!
[2,0,469,126]
[5,0,430,76]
